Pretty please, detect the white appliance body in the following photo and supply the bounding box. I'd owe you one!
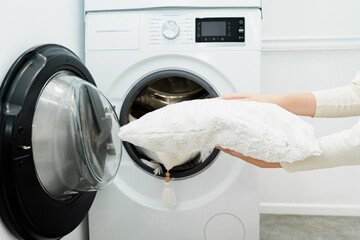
[85,4,262,240]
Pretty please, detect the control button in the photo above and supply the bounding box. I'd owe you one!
[238,29,244,33]
[161,20,180,40]
[239,20,244,24]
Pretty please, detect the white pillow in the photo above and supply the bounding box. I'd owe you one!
[119,99,321,166]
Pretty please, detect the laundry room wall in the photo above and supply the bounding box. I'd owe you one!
[0,0,85,84]
[260,0,360,216]
[0,1,87,239]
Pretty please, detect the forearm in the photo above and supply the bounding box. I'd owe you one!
[267,84,360,118]
[267,93,316,117]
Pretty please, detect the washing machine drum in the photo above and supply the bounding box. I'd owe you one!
[120,70,220,179]
[0,45,121,239]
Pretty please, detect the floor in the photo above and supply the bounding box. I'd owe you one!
[260,214,360,240]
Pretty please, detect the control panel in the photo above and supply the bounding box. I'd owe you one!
[196,18,245,42]
[148,16,246,46]
[86,11,257,51]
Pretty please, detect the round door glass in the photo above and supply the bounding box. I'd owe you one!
[32,71,121,199]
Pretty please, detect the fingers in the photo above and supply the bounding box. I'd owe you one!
[217,147,282,168]
[217,93,252,100]
[216,146,244,157]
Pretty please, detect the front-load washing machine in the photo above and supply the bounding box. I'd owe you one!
[85,1,262,240]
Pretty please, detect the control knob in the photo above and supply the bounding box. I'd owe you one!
[161,20,180,40]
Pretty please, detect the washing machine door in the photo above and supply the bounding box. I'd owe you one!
[0,44,121,240]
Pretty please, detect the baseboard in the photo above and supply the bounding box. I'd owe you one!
[260,202,360,217]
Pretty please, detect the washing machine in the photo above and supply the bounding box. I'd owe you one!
[85,1,262,240]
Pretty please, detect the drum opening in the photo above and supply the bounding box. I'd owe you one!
[120,70,220,179]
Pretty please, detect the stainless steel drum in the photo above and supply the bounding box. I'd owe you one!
[134,76,210,111]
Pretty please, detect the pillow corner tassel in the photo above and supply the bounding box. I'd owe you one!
[162,171,176,208]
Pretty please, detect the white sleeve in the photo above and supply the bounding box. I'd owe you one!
[313,70,360,117]
[281,120,360,172]
[281,70,360,172]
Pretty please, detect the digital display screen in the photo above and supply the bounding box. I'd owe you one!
[201,21,226,36]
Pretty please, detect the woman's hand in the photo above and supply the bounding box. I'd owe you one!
[217,147,282,168]
[219,92,276,103]
[219,92,316,117]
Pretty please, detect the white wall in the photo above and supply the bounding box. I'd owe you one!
[0,0,84,82]
[260,0,360,216]
[0,1,87,239]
